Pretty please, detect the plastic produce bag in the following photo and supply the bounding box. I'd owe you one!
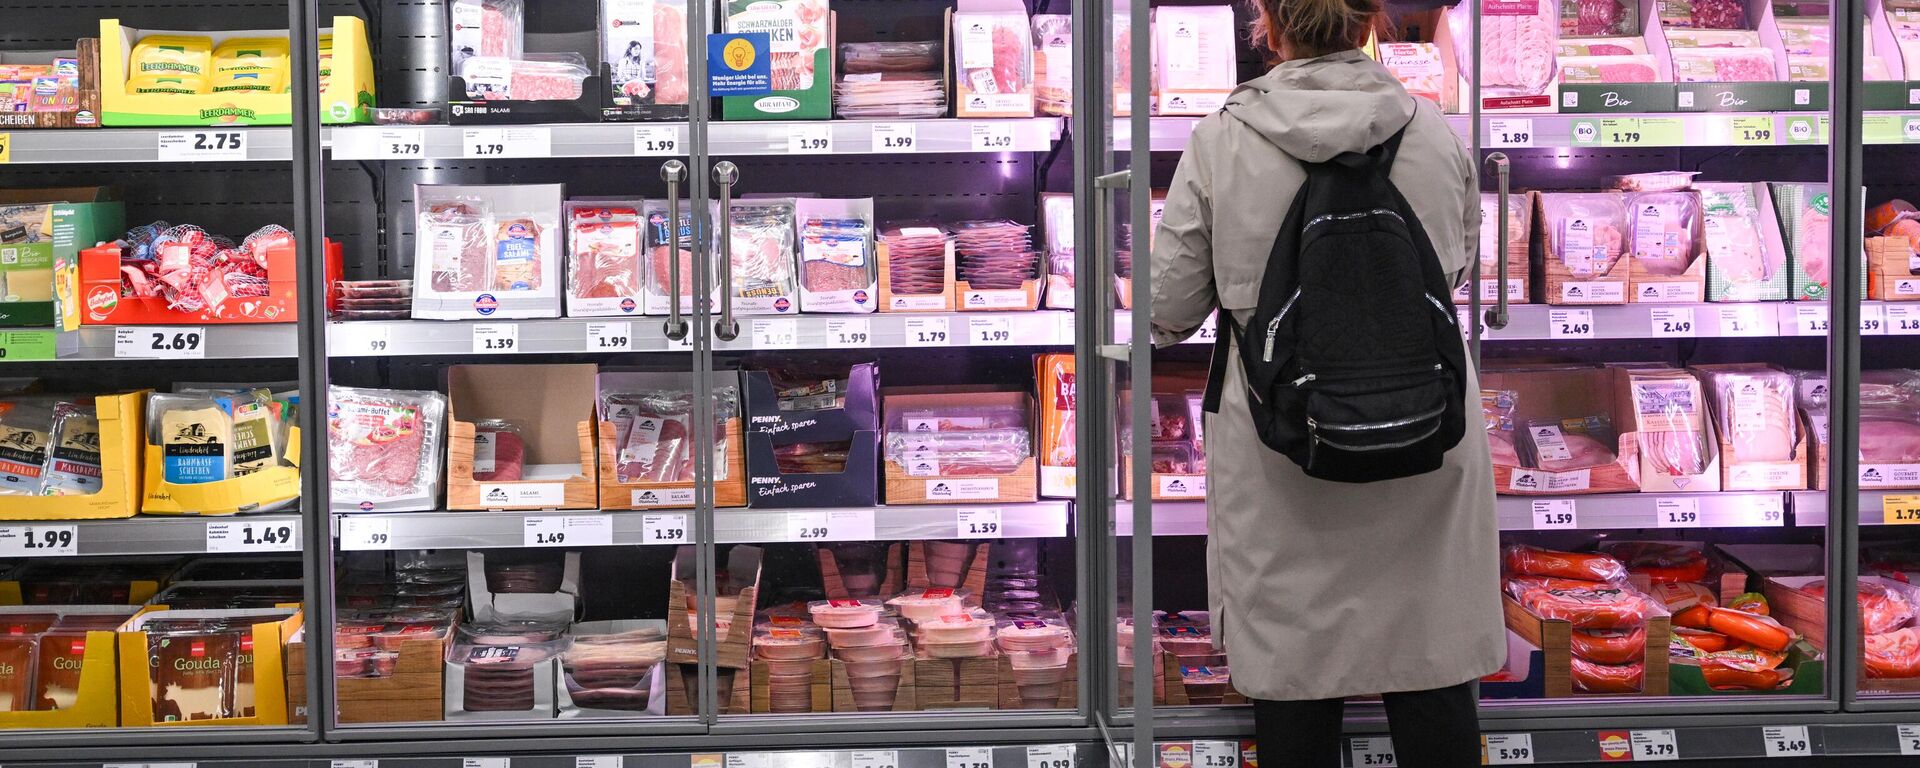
[327,386,447,505]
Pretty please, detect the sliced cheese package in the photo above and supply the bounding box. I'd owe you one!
[219,390,280,477]
[40,402,103,496]
[149,394,233,484]
[0,401,55,495]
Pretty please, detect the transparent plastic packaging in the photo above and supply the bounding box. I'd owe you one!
[146,393,232,485]
[1698,183,1781,287]
[37,402,99,496]
[842,41,942,73]
[599,387,736,483]
[1542,192,1628,276]
[1507,577,1661,628]
[887,588,968,622]
[448,619,570,713]
[450,0,525,70]
[799,218,875,296]
[471,418,525,482]
[327,386,447,504]
[1482,389,1522,466]
[1504,543,1630,582]
[568,204,644,301]
[912,611,996,643]
[753,626,826,660]
[824,623,905,650]
[1701,365,1799,461]
[461,53,591,101]
[728,200,798,306]
[421,198,492,293]
[1626,369,1713,476]
[1520,414,1618,471]
[1612,171,1699,193]
[808,598,884,628]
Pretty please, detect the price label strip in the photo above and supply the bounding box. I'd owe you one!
[972,122,1018,151]
[332,761,380,768]
[825,318,872,347]
[1891,305,1920,335]
[115,326,206,359]
[0,524,77,557]
[634,126,681,155]
[1026,745,1074,768]
[463,127,552,159]
[464,759,510,768]
[1728,116,1775,146]
[1483,733,1534,765]
[789,124,833,153]
[751,318,799,349]
[957,507,1004,538]
[641,513,690,544]
[1762,725,1811,757]
[159,129,248,161]
[206,521,299,553]
[378,128,425,159]
[1648,307,1695,338]
[1348,737,1397,767]
[1793,304,1831,336]
[587,322,634,352]
[1531,499,1578,530]
[1192,741,1238,768]
[852,751,899,768]
[524,516,614,548]
[351,324,392,355]
[947,747,994,768]
[0,329,57,361]
[970,316,1016,345]
[473,323,519,354]
[905,316,951,345]
[871,123,918,152]
[1717,305,1767,337]
[1863,303,1888,335]
[1548,308,1594,339]
[1488,118,1534,148]
[1898,724,1920,755]
[576,758,622,768]
[339,518,394,551]
[1655,497,1700,528]
[1884,494,1920,524]
[1630,729,1679,761]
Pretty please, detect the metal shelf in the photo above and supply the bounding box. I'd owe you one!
[0,126,294,164]
[1496,492,1787,531]
[326,312,1075,356]
[1806,489,1920,526]
[1114,500,1207,537]
[1132,113,1833,153]
[333,502,1069,551]
[1465,303,1785,341]
[325,118,1063,160]
[0,514,301,557]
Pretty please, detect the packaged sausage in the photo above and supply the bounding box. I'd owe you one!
[1542,192,1628,277]
[0,401,54,495]
[327,386,448,511]
[1505,545,1629,582]
[1571,656,1644,693]
[1508,577,1660,628]
[1865,628,1920,678]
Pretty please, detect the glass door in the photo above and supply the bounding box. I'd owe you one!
[316,0,714,737]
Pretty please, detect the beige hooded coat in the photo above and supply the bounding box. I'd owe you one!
[1149,50,1506,700]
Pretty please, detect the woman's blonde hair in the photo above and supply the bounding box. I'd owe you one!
[1248,0,1383,60]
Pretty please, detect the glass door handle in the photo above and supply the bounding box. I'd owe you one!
[662,159,690,341]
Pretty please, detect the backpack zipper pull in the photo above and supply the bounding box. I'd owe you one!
[1263,315,1282,362]
[1292,372,1316,387]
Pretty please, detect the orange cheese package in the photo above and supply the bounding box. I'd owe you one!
[1504,544,1628,583]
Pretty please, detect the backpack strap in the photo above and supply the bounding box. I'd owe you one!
[1201,312,1238,414]
[1374,104,1419,176]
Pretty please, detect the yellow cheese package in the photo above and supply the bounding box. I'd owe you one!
[210,38,288,94]
[126,35,212,94]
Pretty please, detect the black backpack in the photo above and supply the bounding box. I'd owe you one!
[1203,114,1468,483]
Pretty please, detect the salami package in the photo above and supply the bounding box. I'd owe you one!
[1659,0,1746,27]
[599,384,737,484]
[327,386,447,512]
[643,199,721,317]
[412,184,564,320]
[954,9,1036,117]
[450,0,525,71]
[566,200,646,317]
[796,198,878,314]
[472,419,526,482]
[1626,190,1703,275]
[1561,0,1638,35]
[1543,192,1628,277]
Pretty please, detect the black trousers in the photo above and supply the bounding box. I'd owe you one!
[1252,682,1482,768]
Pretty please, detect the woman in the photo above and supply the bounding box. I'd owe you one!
[1148,0,1504,765]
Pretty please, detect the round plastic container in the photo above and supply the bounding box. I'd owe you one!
[851,689,898,710]
[1157,630,1213,657]
[850,673,902,693]
[915,613,995,643]
[920,639,994,658]
[825,622,904,649]
[809,599,884,629]
[844,654,908,678]
[835,640,910,662]
[997,619,1071,652]
[755,629,825,660]
[888,589,968,622]
[763,657,820,675]
[1010,662,1070,686]
[1006,646,1073,669]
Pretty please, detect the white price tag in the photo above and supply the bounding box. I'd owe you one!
[1863,303,1888,335]
[726,756,770,768]
[472,323,519,353]
[1484,734,1535,765]
[115,326,206,359]
[356,324,393,354]
[957,507,1004,538]
[1548,308,1594,339]
[787,510,875,542]
[634,126,681,155]
[1794,305,1831,336]
[587,322,634,352]
[1025,745,1074,768]
[1489,119,1536,148]
[642,513,690,544]
[333,761,380,768]
[463,127,551,158]
[1630,730,1679,761]
[1192,741,1238,768]
[1717,305,1766,336]
[1763,726,1811,757]
[205,521,298,553]
[0,524,76,557]
[825,318,872,347]
[1530,499,1578,530]
[971,122,1018,151]
[947,747,994,768]
[1752,494,1785,525]
[377,128,425,159]
[524,516,613,548]
[1348,737,1397,766]
[464,760,510,768]
[905,316,951,345]
[1649,307,1695,338]
[969,317,1016,345]
[158,130,247,161]
[1898,725,1920,755]
[752,318,799,349]
[789,124,833,153]
[852,751,899,768]
[1655,497,1701,528]
[871,123,918,152]
[1891,305,1920,335]
[339,518,393,551]
[576,757,623,768]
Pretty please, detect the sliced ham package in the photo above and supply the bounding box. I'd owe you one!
[1542,192,1628,277]
[411,184,564,320]
[1561,0,1639,35]
[1626,190,1704,275]
[954,7,1035,117]
[1623,368,1718,489]
[1452,0,1559,101]
[1772,182,1859,301]
[796,198,877,313]
[644,199,721,317]
[1698,182,1789,301]
[1693,364,1806,490]
[327,386,447,512]
[1151,6,1236,114]
[728,199,800,315]
[566,199,647,317]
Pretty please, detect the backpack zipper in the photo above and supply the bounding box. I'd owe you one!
[1307,404,1448,432]
[1427,294,1455,324]
[1310,421,1444,452]
[1304,208,1405,232]
[1262,288,1302,362]
[1292,362,1442,388]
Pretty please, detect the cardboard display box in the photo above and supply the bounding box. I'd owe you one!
[664,662,752,715]
[1457,190,1534,306]
[749,658,832,714]
[289,632,445,724]
[818,542,904,601]
[905,540,989,600]
[1160,653,1246,706]
[0,191,120,328]
[744,364,880,508]
[140,425,303,516]
[1534,193,1630,305]
[876,231,956,313]
[881,386,1038,505]
[997,651,1076,709]
[666,545,760,669]
[99,18,374,126]
[1,392,142,521]
[912,654,997,710]
[117,606,301,727]
[1690,364,1810,492]
[830,657,917,712]
[1764,575,1918,694]
[557,619,668,719]
[0,40,103,130]
[77,238,341,326]
[0,606,128,729]
[446,364,600,511]
[1501,594,1672,698]
[598,369,746,511]
[1867,236,1920,300]
[467,550,580,625]
[1481,366,1640,495]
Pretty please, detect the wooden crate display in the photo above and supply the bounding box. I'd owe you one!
[750,658,832,714]
[818,543,905,601]
[912,655,998,710]
[830,658,917,712]
[997,652,1077,709]
[1535,193,1631,305]
[597,418,745,510]
[905,541,989,599]
[1765,575,1920,694]
[665,545,760,669]
[1118,651,1167,707]
[289,635,444,724]
[446,364,601,511]
[880,387,1039,505]
[877,234,955,312]
[1159,652,1245,706]
[664,662,752,715]
[1501,594,1672,698]
[1455,190,1534,306]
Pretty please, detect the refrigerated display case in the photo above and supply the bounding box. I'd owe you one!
[0,0,1911,763]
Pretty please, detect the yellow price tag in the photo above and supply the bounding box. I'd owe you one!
[1885,494,1920,524]
[1728,116,1774,145]
[0,132,11,163]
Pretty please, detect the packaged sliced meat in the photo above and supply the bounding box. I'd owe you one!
[1671,47,1777,82]
[1698,183,1784,300]
[645,199,718,315]
[1558,37,1649,56]
[1807,579,1916,634]
[1561,0,1638,35]
[1663,28,1763,48]
[1453,0,1558,96]
[843,40,942,73]
[796,200,877,313]
[564,626,665,711]
[1626,369,1713,477]
[1151,6,1237,114]
[460,54,591,101]
[1482,389,1521,466]
[1658,0,1746,27]
[604,0,691,111]
[1627,191,1702,275]
[1559,54,1660,82]
[328,386,447,509]
[1572,627,1646,664]
[1542,192,1627,277]
[954,11,1035,116]
[881,224,954,309]
[471,419,526,482]
[449,620,569,713]
[1774,183,1836,299]
[450,0,523,71]
[727,0,830,92]
[1505,545,1629,582]
[1036,354,1077,496]
[728,200,799,314]
[1520,414,1617,471]
[1699,365,1798,462]
[492,218,544,291]
[567,202,645,314]
[420,199,491,294]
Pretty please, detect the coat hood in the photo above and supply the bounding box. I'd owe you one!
[1222,49,1417,163]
